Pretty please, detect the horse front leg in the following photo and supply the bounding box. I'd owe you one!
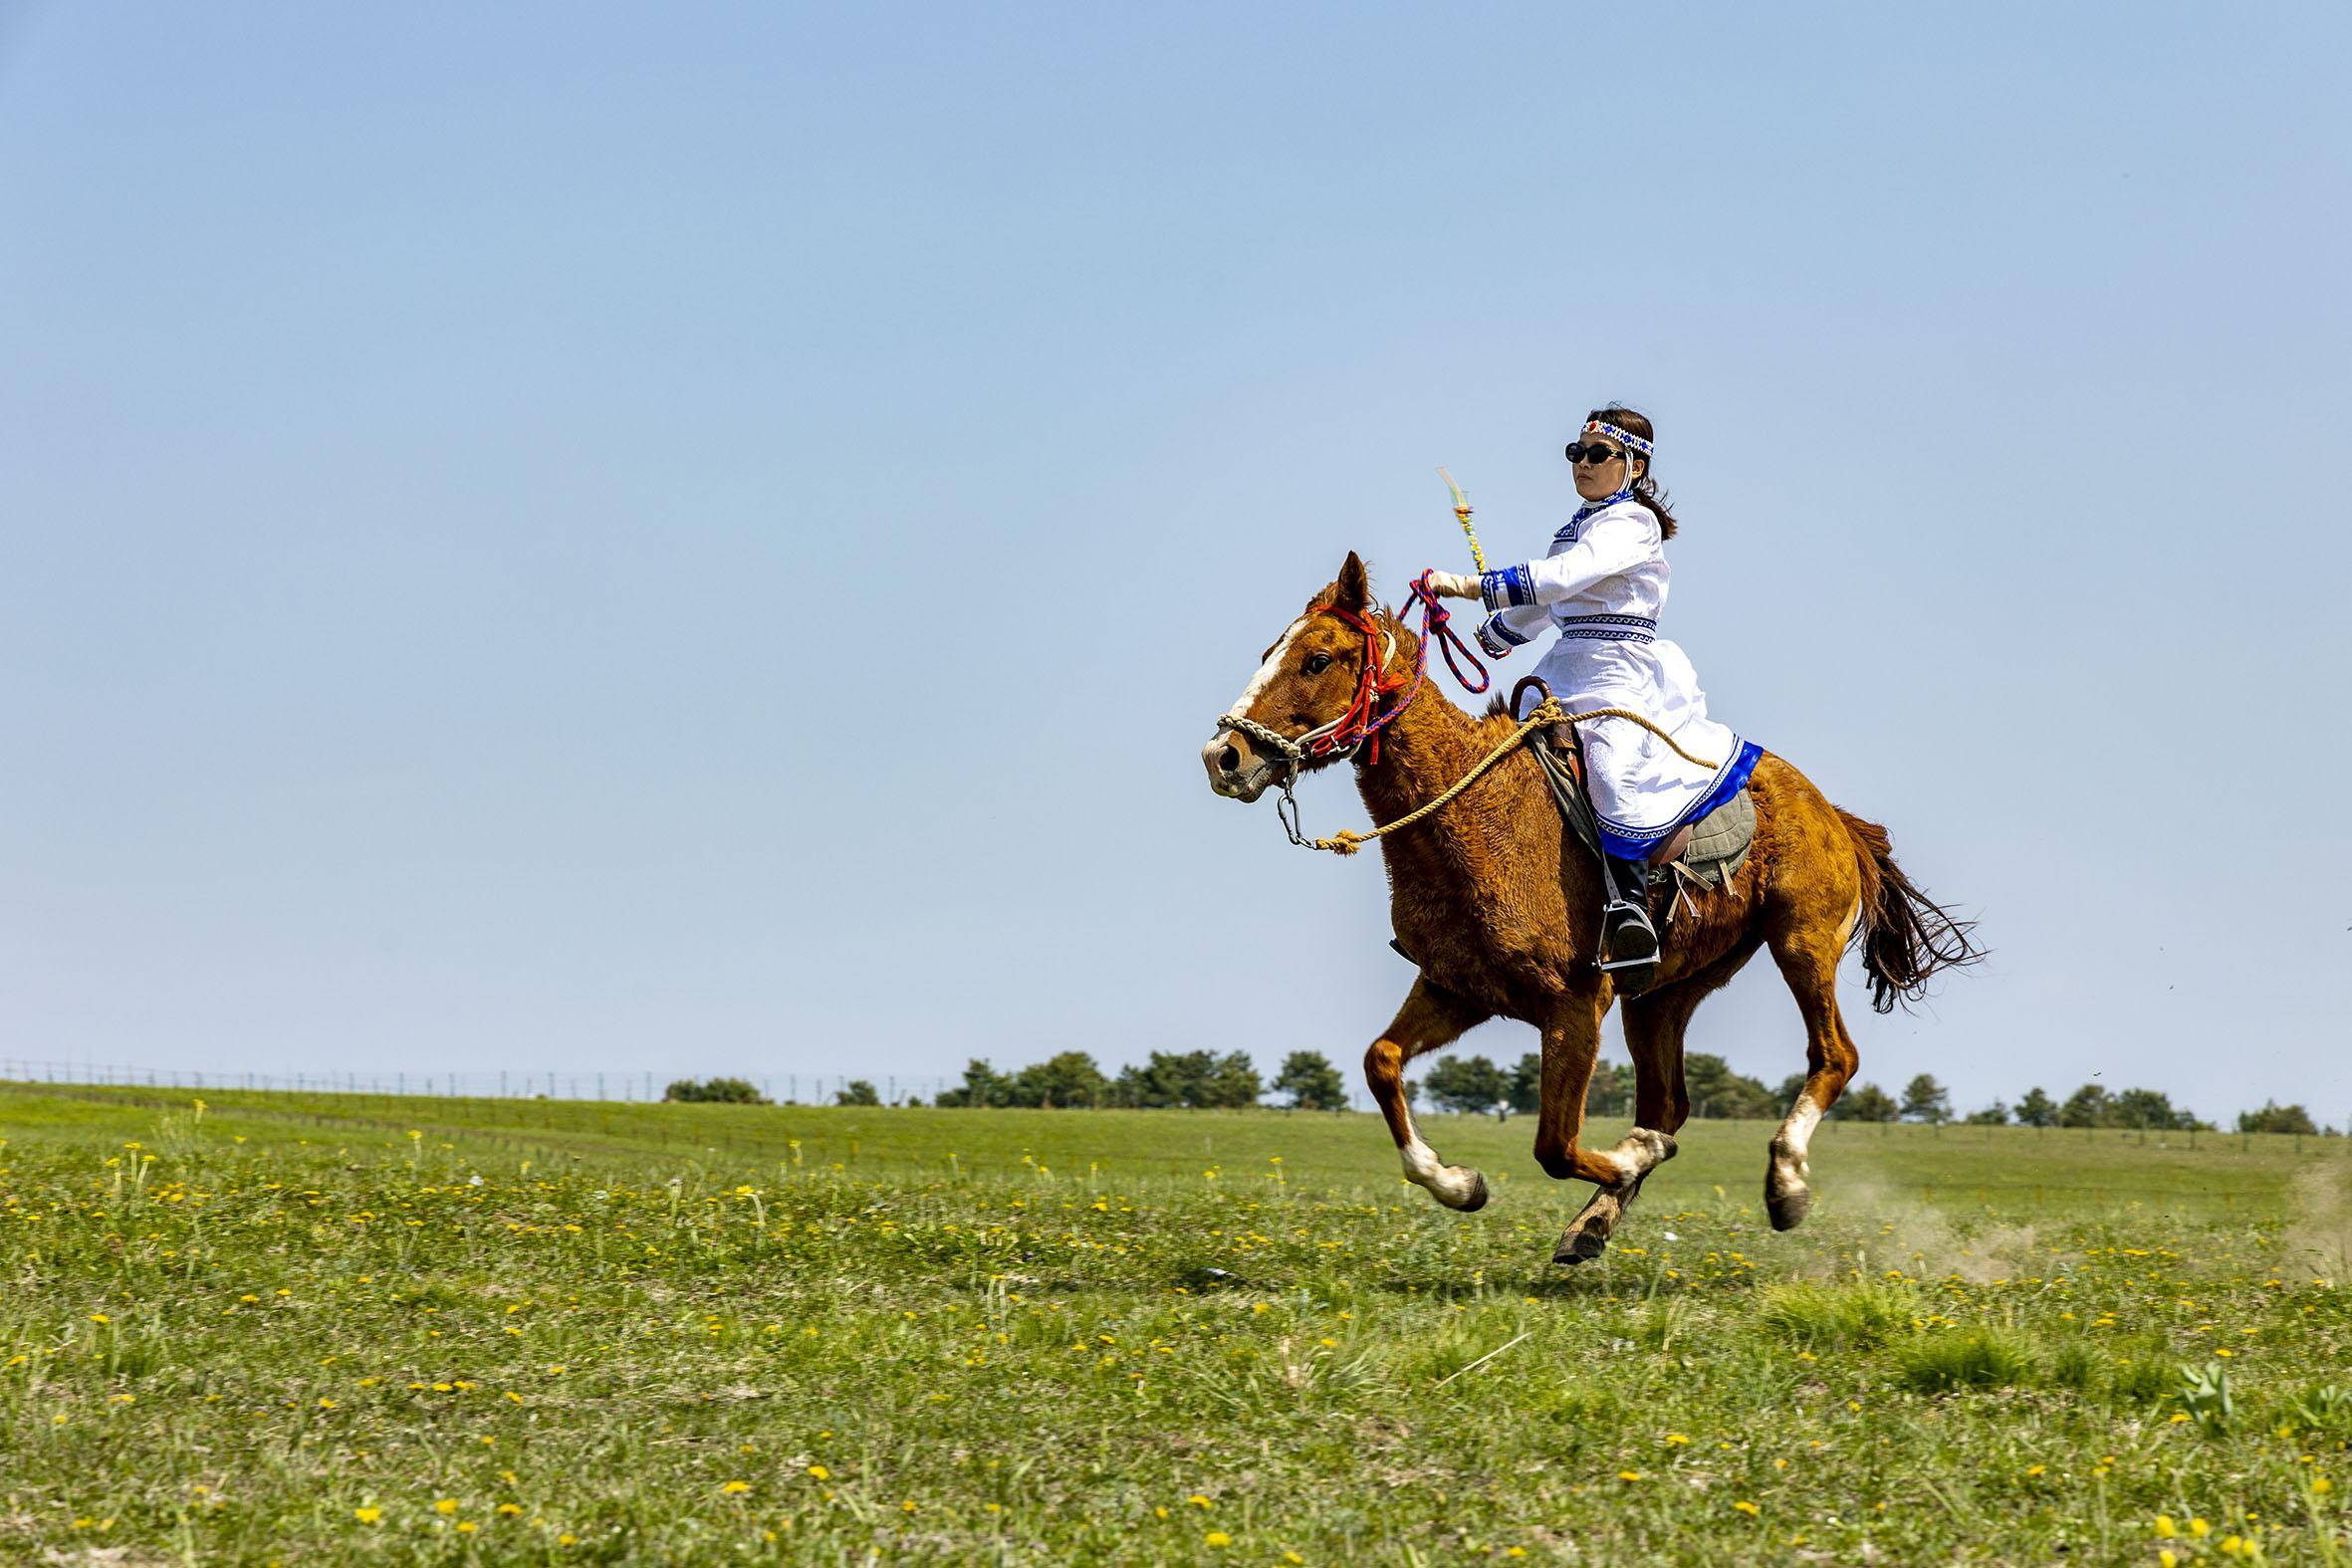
[1364,980,1493,1211]
[1535,987,1679,1263]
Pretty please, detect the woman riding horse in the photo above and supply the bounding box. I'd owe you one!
[1426,406,1756,985]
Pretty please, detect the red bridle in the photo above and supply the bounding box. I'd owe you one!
[1293,572,1491,767]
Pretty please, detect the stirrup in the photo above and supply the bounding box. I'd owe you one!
[1599,898,1661,980]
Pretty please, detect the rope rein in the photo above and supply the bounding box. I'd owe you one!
[1216,567,1723,856]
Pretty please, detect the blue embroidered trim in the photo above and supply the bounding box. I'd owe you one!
[1477,615,1530,658]
[1592,738,1764,858]
[1552,491,1636,545]
[1482,564,1534,610]
[1557,613,1657,630]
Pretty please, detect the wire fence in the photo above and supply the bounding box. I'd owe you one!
[0,1057,992,1109]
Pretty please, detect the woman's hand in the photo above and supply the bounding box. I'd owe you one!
[1423,569,1482,600]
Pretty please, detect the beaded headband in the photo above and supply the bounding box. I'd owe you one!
[1583,418,1654,458]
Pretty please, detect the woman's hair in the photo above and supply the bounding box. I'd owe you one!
[1587,404,1678,540]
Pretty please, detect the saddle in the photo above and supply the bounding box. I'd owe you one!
[1518,677,1758,926]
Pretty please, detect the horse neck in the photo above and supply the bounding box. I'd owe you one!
[1349,659,1489,833]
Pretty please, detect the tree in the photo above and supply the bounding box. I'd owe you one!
[1683,1054,1776,1120]
[1273,1051,1347,1111]
[1013,1051,1108,1109]
[1424,1054,1512,1115]
[1108,1050,1261,1109]
[2014,1087,2058,1127]
[934,1058,1017,1109]
[1838,1083,1900,1122]
[1587,1059,1633,1119]
[1963,1101,2010,1126]
[663,1076,767,1105]
[2058,1084,2110,1128]
[2239,1101,2319,1135]
[1901,1074,1952,1125]
[1509,1054,1543,1115]
[2110,1086,2200,1131]
[835,1079,879,1107]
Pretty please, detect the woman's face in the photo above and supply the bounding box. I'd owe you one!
[1571,432,1644,502]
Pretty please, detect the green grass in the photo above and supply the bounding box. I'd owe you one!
[3,1083,2350,1563]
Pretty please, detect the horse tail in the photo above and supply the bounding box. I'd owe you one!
[1835,808,1984,1014]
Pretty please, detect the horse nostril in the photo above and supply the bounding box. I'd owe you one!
[1218,745,1241,774]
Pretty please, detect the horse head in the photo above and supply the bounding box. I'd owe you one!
[1202,551,1398,802]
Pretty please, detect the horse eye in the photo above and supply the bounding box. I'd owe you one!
[1302,652,1333,675]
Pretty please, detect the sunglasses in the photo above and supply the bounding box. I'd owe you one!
[1563,441,1626,466]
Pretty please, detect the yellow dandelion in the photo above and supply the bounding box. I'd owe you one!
[1188,1494,1213,1508]
[2162,1551,2180,1568]
[1733,1500,1761,1516]
[434,1498,460,1515]
[558,1534,578,1546]
[1618,1470,1643,1482]
[720,1481,751,1494]
[2156,1516,2177,1537]
[2191,1518,2212,1537]
[497,1503,522,1516]
[807,1464,830,1480]
[456,1520,478,1533]
[1205,1531,1233,1547]
[353,1507,382,1524]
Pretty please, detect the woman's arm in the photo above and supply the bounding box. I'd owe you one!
[1480,512,1658,612]
[1476,603,1550,658]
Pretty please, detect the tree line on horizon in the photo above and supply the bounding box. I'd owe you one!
[669,1052,2330,1136]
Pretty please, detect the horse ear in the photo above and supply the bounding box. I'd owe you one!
[1335,551,1370,611]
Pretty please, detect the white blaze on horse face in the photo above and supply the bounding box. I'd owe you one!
[1228,616,1308,725]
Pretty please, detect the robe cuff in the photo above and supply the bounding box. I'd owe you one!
[1481,564,1535,610]
[1477,615,1530,659]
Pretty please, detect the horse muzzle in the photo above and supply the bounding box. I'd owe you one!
[1202,729,1283,802]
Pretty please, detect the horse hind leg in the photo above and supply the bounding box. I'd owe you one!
[1364,981,1494,1212]
[1764,918,1861,1232]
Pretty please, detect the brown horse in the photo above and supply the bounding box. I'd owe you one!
[1201,554,1978,1262]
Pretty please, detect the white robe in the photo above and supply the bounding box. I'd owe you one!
[1476,499,1759,860]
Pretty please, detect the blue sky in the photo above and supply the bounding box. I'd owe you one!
[4,3,2348,1119]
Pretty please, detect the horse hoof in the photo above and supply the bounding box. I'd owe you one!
[1455,1172,1491,1213]
[1552,1227,1610,1266]
[1646,1131,1679,1165]
[1766,1186,1812,1232]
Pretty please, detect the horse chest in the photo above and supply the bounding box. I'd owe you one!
[1389,887,1563,1019]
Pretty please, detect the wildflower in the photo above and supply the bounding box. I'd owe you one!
[2162,1552,2180,1568]
[2317,1477,2335,1495]
[1734,1500,1760,1516]
[353,1508,382,1524]
[2156,1516,2177,1537]
[1618,1470,1643,1482]
[807,1465,829,1480]
[435,1498,460,1514]
[497,1503,522,1516]
[720,1481,751,1494]
[2191,1518,2212,1536]
[559,1534,578,1546]
[1188,1495,1213,1508]
[89,1313,111,1324]
[1205,1532,1232,1547]
[457,1520,479,1533]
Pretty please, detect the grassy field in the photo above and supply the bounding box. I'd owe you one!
[4,1084,2351,1564]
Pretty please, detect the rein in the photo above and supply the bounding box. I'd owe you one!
[1217,569,1724,856]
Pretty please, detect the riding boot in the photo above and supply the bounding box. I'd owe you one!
[1599,854,1661,987]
